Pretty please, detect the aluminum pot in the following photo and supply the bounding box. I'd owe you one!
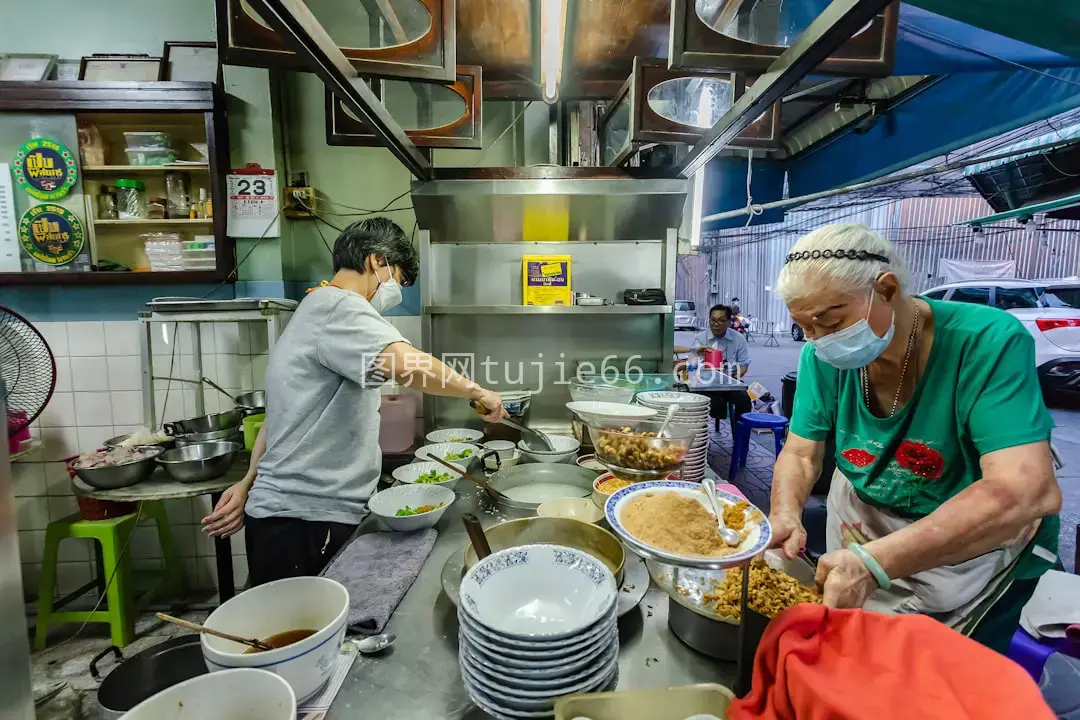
[69,448,164,490]
[92,637,206,720]
[103,432,175,452]
[482,463,596,512]
[174,428,242,448]
[165,409,242,436]
[157,442,241,483]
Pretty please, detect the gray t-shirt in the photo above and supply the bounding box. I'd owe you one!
[693,328,751,366]
[246,286,406,524]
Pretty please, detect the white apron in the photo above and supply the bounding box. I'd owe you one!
[826,469,1042,634]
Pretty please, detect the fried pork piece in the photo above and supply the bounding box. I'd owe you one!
[704,559,822,620]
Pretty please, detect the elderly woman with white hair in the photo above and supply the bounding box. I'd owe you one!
[770,223,1061,652]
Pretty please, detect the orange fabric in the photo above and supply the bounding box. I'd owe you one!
[728,605,1053,720]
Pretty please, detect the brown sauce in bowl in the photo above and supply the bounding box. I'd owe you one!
[244,628,317,653]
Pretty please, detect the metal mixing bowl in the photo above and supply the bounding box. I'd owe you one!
[174,428,242,448]
[103,432,176,452]
[157,442,241,483]
[233,390,266,412]
[166,410,242,435]
[70,448,165,490]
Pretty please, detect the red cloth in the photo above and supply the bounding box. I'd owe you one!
[728,605,1053,720]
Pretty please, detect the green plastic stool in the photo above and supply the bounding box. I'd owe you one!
[34,500,183,649]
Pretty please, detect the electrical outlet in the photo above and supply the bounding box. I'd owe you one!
[284,186,315,218]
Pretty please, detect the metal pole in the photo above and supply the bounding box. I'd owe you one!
[248,0,434,181]
[675,0,894,179]
[702,136,1080,223]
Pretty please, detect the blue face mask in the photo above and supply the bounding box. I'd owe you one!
[810,291,894,370]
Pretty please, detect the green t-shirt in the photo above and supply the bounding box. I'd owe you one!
[791,297,1058,578]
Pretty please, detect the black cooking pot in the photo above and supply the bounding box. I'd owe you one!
[92,636,206,719]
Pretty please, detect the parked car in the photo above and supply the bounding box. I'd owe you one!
[674,300,699,331]
[923,279,1080,398]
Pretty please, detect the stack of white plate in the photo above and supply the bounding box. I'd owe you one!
[458,544,620,719]
[635,391,711,482]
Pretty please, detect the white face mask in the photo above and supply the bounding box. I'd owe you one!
[368,264,402,314]
[810,289,894,370]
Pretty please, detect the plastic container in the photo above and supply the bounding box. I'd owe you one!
[143,232,184,271]
[554,683,734,720]
[243,413,265,451]
[379,390,415,454]
[97,187,118,220]
[115,178,148,219]
[123,131,171,148]
[703,347,724,368]
[124,147,177,166]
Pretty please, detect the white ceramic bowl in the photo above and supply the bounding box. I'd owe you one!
[119,668,295,720]
[425,428,485,444]
[575,454,606,473]
[565,401,657,425]
[460,544,617,638]
[537,497,603,524]
[459,604,616,651]
[368,483,456,532]
[635,390,710,409]
[391,460,463,489]
[201,577,349,703]
[459,631,613,678]
[463,637,619,694]
[414,442,480,465]
[517,434,580,464]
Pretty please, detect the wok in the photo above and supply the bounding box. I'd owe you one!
[92,636,206,720]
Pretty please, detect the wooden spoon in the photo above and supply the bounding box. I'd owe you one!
[156,613,274,652]
[462,513,492,560]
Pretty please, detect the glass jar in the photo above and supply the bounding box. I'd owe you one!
[115,178,148,219]
[97,186,118,220]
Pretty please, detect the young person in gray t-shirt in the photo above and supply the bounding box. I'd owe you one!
[201,218,506,585]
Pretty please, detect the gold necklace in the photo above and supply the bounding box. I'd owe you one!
[860,301,920,417]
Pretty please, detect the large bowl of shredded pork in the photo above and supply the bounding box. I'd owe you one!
[70,445,164,489]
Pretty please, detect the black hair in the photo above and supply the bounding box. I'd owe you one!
[709,304,733,321]
[332,217,419,286]
[732,297,739,302]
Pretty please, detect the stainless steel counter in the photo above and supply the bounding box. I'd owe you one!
[327,483,736,720]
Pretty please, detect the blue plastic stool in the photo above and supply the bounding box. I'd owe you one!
[729,412,790,479]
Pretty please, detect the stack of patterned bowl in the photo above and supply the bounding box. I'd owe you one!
[457,544,620,719]
[635,391,711,482]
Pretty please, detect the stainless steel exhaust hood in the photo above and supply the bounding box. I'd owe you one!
[411,167,688,243]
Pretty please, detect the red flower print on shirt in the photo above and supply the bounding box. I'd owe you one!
[841,448,877,467]
[895,440,944,479]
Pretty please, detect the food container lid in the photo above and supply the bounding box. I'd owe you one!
[115,179,145,189]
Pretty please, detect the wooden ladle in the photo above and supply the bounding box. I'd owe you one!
[428,455,509,502]
[156,612,273,652]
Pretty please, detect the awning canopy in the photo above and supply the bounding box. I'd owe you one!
[963,123,1080,176]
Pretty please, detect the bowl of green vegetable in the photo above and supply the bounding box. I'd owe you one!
[392,460,464,490]
[368,484,456,532]
[415,442,481,467]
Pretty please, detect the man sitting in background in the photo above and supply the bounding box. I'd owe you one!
[675,304,752,436]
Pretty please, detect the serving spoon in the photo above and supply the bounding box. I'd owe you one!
[702,478,741,547]
[469,400,555,451]
[657,404,679,438]
[353,633,396,654]
[428,454,511,502]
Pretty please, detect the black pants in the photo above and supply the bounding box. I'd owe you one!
[244,514,358,587]
[710,390,753,436]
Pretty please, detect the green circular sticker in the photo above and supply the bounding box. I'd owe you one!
[12,138,79,201]
[18,204,85,266]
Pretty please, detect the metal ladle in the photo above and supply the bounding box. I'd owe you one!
[657,403,679,438]
[353,633,396,654]
[470,400,554,451]
[702,478,741,547]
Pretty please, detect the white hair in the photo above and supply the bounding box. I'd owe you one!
[776,224,907,302]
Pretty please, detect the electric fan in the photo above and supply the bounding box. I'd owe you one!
[1,306,56,452]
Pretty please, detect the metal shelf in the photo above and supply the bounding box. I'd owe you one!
[83,164,209,173]
[424,305,672,315]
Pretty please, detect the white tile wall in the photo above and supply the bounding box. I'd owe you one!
[15,318,277,601]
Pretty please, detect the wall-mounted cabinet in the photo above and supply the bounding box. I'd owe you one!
[669,0,898,76]
[218,0,457,82]
[0,82,231,286]
[599,58,780,166]
[326,65,482,148]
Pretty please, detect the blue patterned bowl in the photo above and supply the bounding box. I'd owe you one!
[459,544,616,639]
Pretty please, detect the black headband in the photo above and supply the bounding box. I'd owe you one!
[785,249,890,264]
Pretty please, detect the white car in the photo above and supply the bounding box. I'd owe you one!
[674,300,700,331]
[923,279,1080,397]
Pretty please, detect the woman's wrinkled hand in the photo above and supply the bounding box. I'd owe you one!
[767,510,807,560]
[814,548,878,609]
[473,389,508,423]
[201,481,249,538]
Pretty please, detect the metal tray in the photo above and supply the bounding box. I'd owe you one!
[555,682,734,720]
